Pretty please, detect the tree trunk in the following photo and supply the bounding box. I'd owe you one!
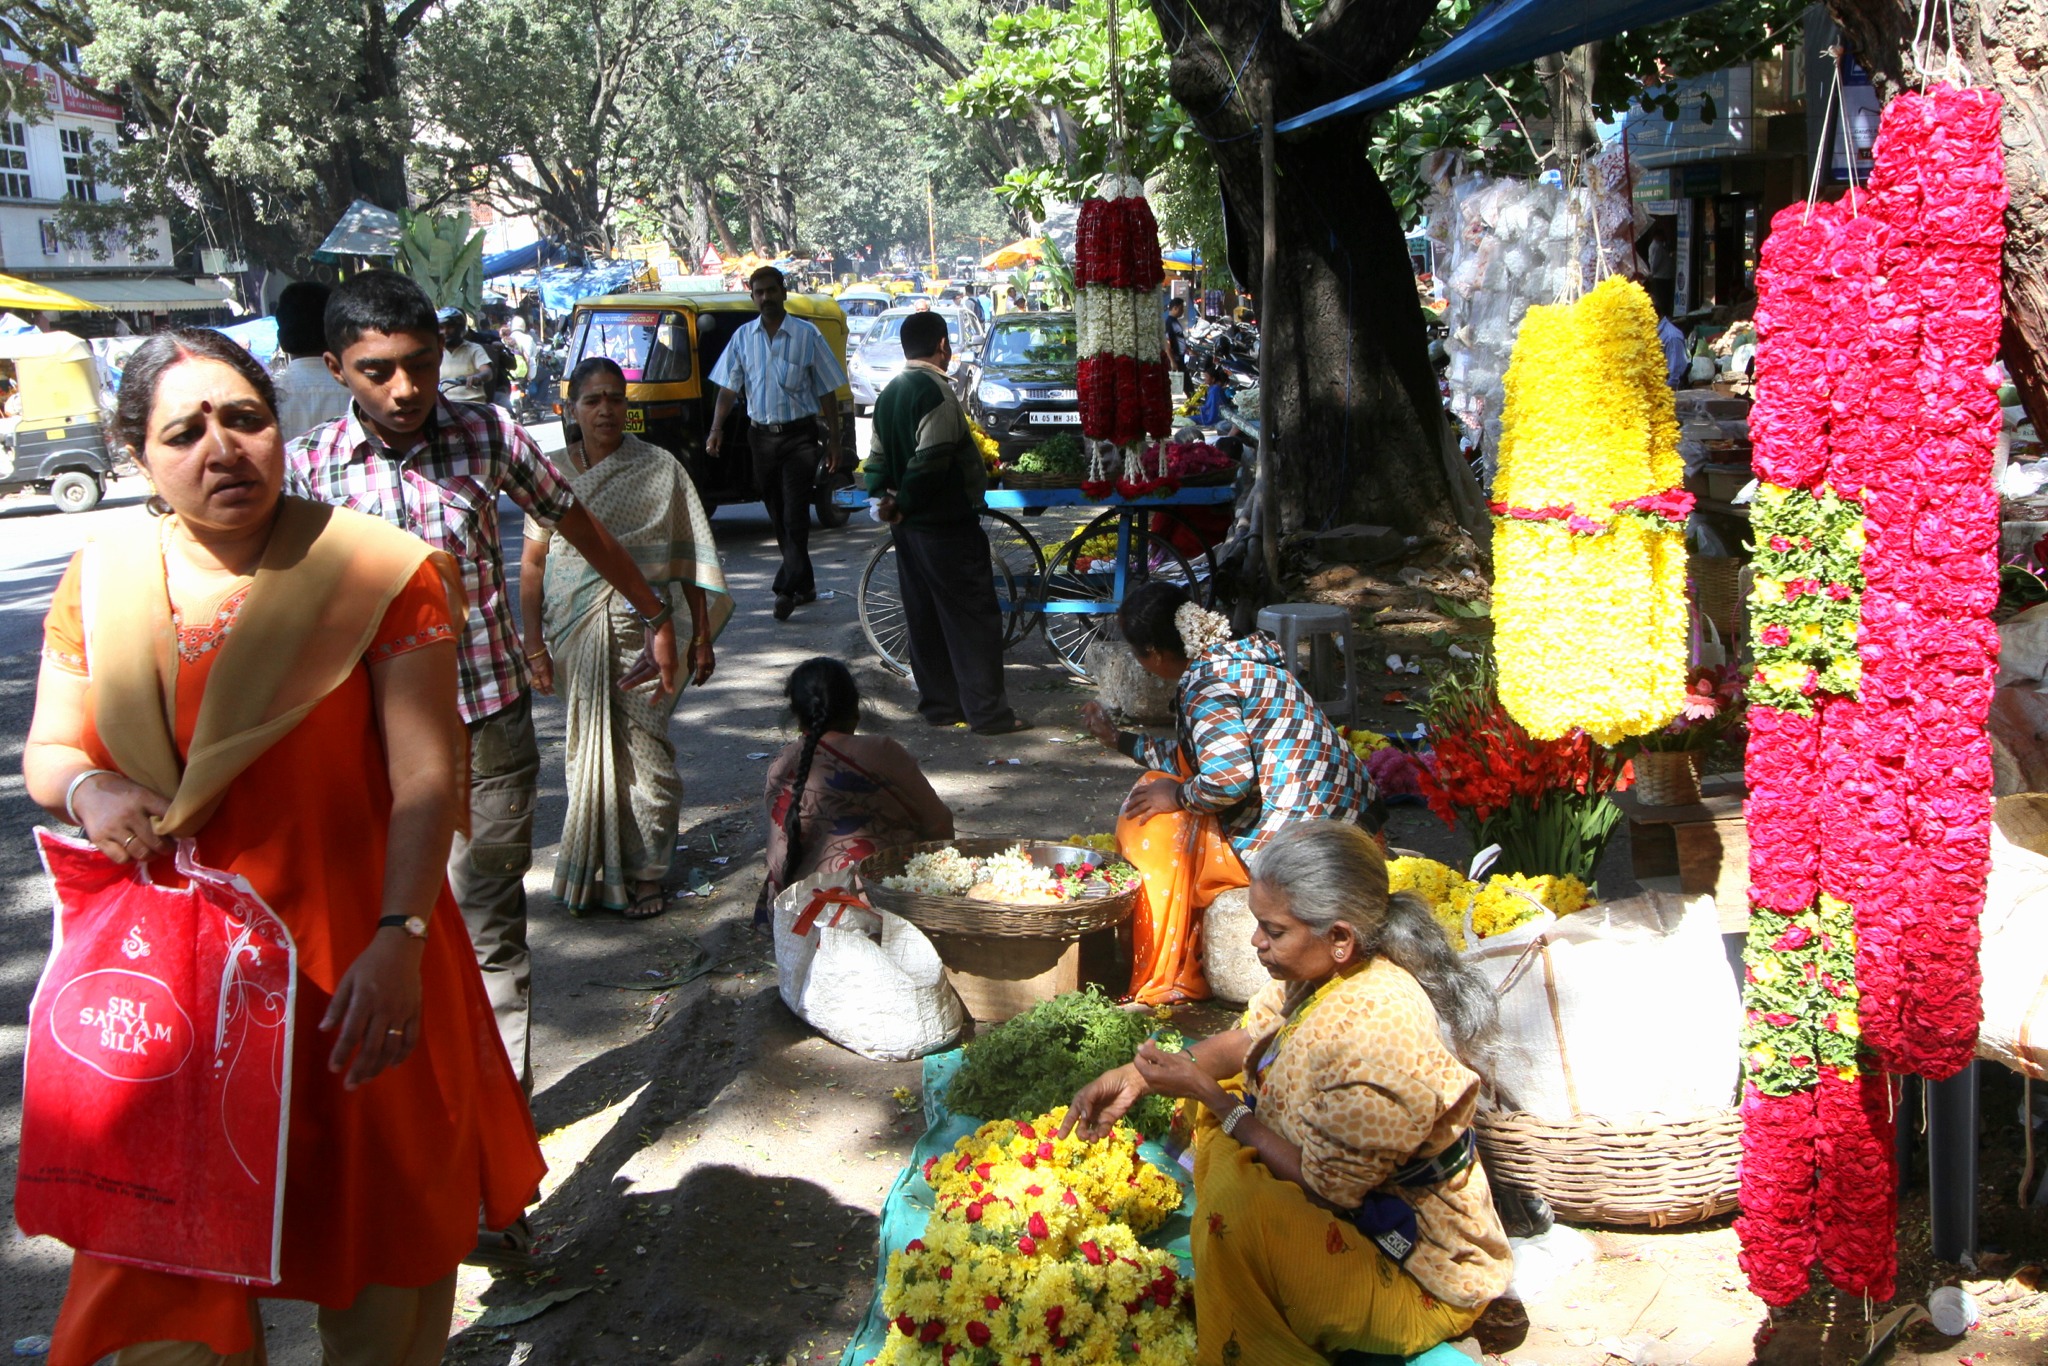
[698,178,741,257]
[1537,44,1601,162]
[1144,0,1463,541]
[1828,0,2048,436]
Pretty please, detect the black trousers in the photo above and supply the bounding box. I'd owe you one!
[891,518,1016,729]
[750,423,820,597]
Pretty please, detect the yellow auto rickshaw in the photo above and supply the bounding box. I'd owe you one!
[561,291,856,525]
[0,330,115,513]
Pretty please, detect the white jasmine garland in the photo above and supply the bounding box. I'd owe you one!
[1174,601,1232,657]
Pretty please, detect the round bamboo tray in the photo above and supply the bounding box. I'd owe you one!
[1633,750,1702,807]
[998,468,1089,490]
[1475,1108,1741,1227]
[858,838,1137,939]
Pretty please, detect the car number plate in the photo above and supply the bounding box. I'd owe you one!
[623,409,646,433]
[1030,411,1081,425]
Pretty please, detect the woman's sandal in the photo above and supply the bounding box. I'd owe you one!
[625,886,668,920]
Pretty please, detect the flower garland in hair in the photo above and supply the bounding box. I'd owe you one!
[1173,601,1231,658]
[1075,177,1173,485]
[1490,275,1688,745]
[1736,82,2005,1308]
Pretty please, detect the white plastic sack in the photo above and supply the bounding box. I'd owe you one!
[1202,887,1272,1004]
[772,873,966,1061]
[1998,604,2048,686]
[1463,891,1738,1122]
[1975,824,2048,1078]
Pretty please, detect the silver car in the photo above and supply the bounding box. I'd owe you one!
[847,305,983,413]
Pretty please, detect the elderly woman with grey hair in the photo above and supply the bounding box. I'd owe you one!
[1062,821,1511,1364]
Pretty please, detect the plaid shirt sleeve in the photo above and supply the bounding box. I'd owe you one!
[1179,672,1258,813]
[496,417,577,525]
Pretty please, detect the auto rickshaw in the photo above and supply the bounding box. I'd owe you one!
[561,291,857,526]
[0,330,115,513]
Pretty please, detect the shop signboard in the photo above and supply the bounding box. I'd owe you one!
[1633,169,1672,204]
[1602,67,1754,168]
[1804,12,1879,183]
[1673,205,1695,317]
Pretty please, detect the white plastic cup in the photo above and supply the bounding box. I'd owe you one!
[1928,1285,1978,1336]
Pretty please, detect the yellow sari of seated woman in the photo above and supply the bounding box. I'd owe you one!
[1187,1099,1481,1364]
[1114,754,1248,1005]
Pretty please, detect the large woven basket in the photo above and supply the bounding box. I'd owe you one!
[998,468,1089,490]
[1475,1108,1741,1227]
[1690,555,1743,639]
[1633,749,1701,807]
[858,838,1137,939]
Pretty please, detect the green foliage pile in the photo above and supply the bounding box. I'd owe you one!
[1013,435,1087,476]
[944,988,1182,1139]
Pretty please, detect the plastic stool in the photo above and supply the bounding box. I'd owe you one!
[1256,602,1360,722]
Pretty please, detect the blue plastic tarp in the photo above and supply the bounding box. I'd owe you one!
[533,260,647,317]
[1277,0,1730,132]
[215,314,278,362]
[482,240,567,279]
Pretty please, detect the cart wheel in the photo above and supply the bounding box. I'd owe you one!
[49,470,102,514]
[813,489,852,528]
[1041,513,1199,678]
[857,539,913,678]
[979,509,1045,646]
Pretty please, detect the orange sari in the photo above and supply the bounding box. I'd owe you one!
[1114,758,1250,1005]
[39,505,544,1366]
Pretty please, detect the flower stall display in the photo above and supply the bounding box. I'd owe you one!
[1414,655,1631,885]
[1389,854,1592,952]
[1074,178,1172,484]
[1490,275,1690,746]
[873,1109,1195,1365]
[944,989,1184,1140]
[1736,82,2006,1308]
[883,846,1137,906]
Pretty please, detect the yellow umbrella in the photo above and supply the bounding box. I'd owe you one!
[981,237,1044,270]
[0,273,104,311]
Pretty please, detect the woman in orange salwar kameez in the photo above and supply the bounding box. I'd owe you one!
[1082,583,1378,1004]
[22,329,543,1366]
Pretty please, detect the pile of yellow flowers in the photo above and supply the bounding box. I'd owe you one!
[968,418,1002,474]
[1491,276,1687,745]
[1063,833,1120,854]
[1176,384,1206,417]
[1068,532,1120,566]
[1387,855,1592,950]
[1338,725,1390,759]
[876,1108,1193,1365]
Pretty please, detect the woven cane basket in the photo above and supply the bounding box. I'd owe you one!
[858,838,1137,939]
[998,469,1088,491]
[1690,555,1743,639]
[1632,750,1701,807]
[1475,1108,1741,1227]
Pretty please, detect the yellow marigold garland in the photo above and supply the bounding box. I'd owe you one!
[1491,276,1688,745]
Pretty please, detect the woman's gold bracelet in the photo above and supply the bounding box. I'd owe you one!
[525,648,549,661]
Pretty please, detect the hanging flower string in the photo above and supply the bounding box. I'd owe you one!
[1075,179,1173,494]
[1489,275,1689,745]
[1736,81,2005,1308]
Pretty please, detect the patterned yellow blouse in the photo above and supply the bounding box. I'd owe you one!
[1238,956,1514,1309]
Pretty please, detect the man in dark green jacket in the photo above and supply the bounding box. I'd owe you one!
[865,311,1027,734]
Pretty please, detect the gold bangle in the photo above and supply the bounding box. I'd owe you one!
[524,648,549,661]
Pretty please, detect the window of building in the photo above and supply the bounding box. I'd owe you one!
[61,128,96,202]
[0,122,30,200]
[58,41,82,65]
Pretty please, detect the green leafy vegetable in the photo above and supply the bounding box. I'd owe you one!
[1013,435,1088,476]
[944,988,1183,1138]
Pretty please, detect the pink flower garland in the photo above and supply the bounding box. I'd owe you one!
[1736,82,2004,1308]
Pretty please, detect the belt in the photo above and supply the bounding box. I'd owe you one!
[752,416,818,434]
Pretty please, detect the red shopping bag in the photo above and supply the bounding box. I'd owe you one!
[17,829,296,1285]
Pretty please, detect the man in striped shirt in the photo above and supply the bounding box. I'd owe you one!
[705,266,847,620]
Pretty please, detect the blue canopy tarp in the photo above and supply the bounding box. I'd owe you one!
[215,314,278,363]
[482,240,567,279]
[1277,0,1729,133]
[533,260,647,317]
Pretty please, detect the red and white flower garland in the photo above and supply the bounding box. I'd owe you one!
[1074,178,1172,473]
[1737,83,2005,1307]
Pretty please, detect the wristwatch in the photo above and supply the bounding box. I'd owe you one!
[639,599,675,632]
[378,914,429,940]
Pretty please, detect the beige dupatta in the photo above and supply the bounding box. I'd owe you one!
[83,496,461,837]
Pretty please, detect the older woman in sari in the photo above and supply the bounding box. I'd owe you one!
[23,328,541,1365]
[521,357,731,918]
[1064,822,1511,1364]
[1082,581,1377,1003]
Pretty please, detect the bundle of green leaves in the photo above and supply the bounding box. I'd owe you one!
[1013,434,1088,476]
[944,988,1182,1138]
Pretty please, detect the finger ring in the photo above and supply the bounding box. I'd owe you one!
[120,835,140,851]
[386,1027,406,1038]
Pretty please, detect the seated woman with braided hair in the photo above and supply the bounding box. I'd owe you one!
[1063,821,1511,1364]
[757,657,954,923]
[1081,581,1379,1003]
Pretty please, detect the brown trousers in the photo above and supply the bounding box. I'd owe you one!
[109,1275,457,1366]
